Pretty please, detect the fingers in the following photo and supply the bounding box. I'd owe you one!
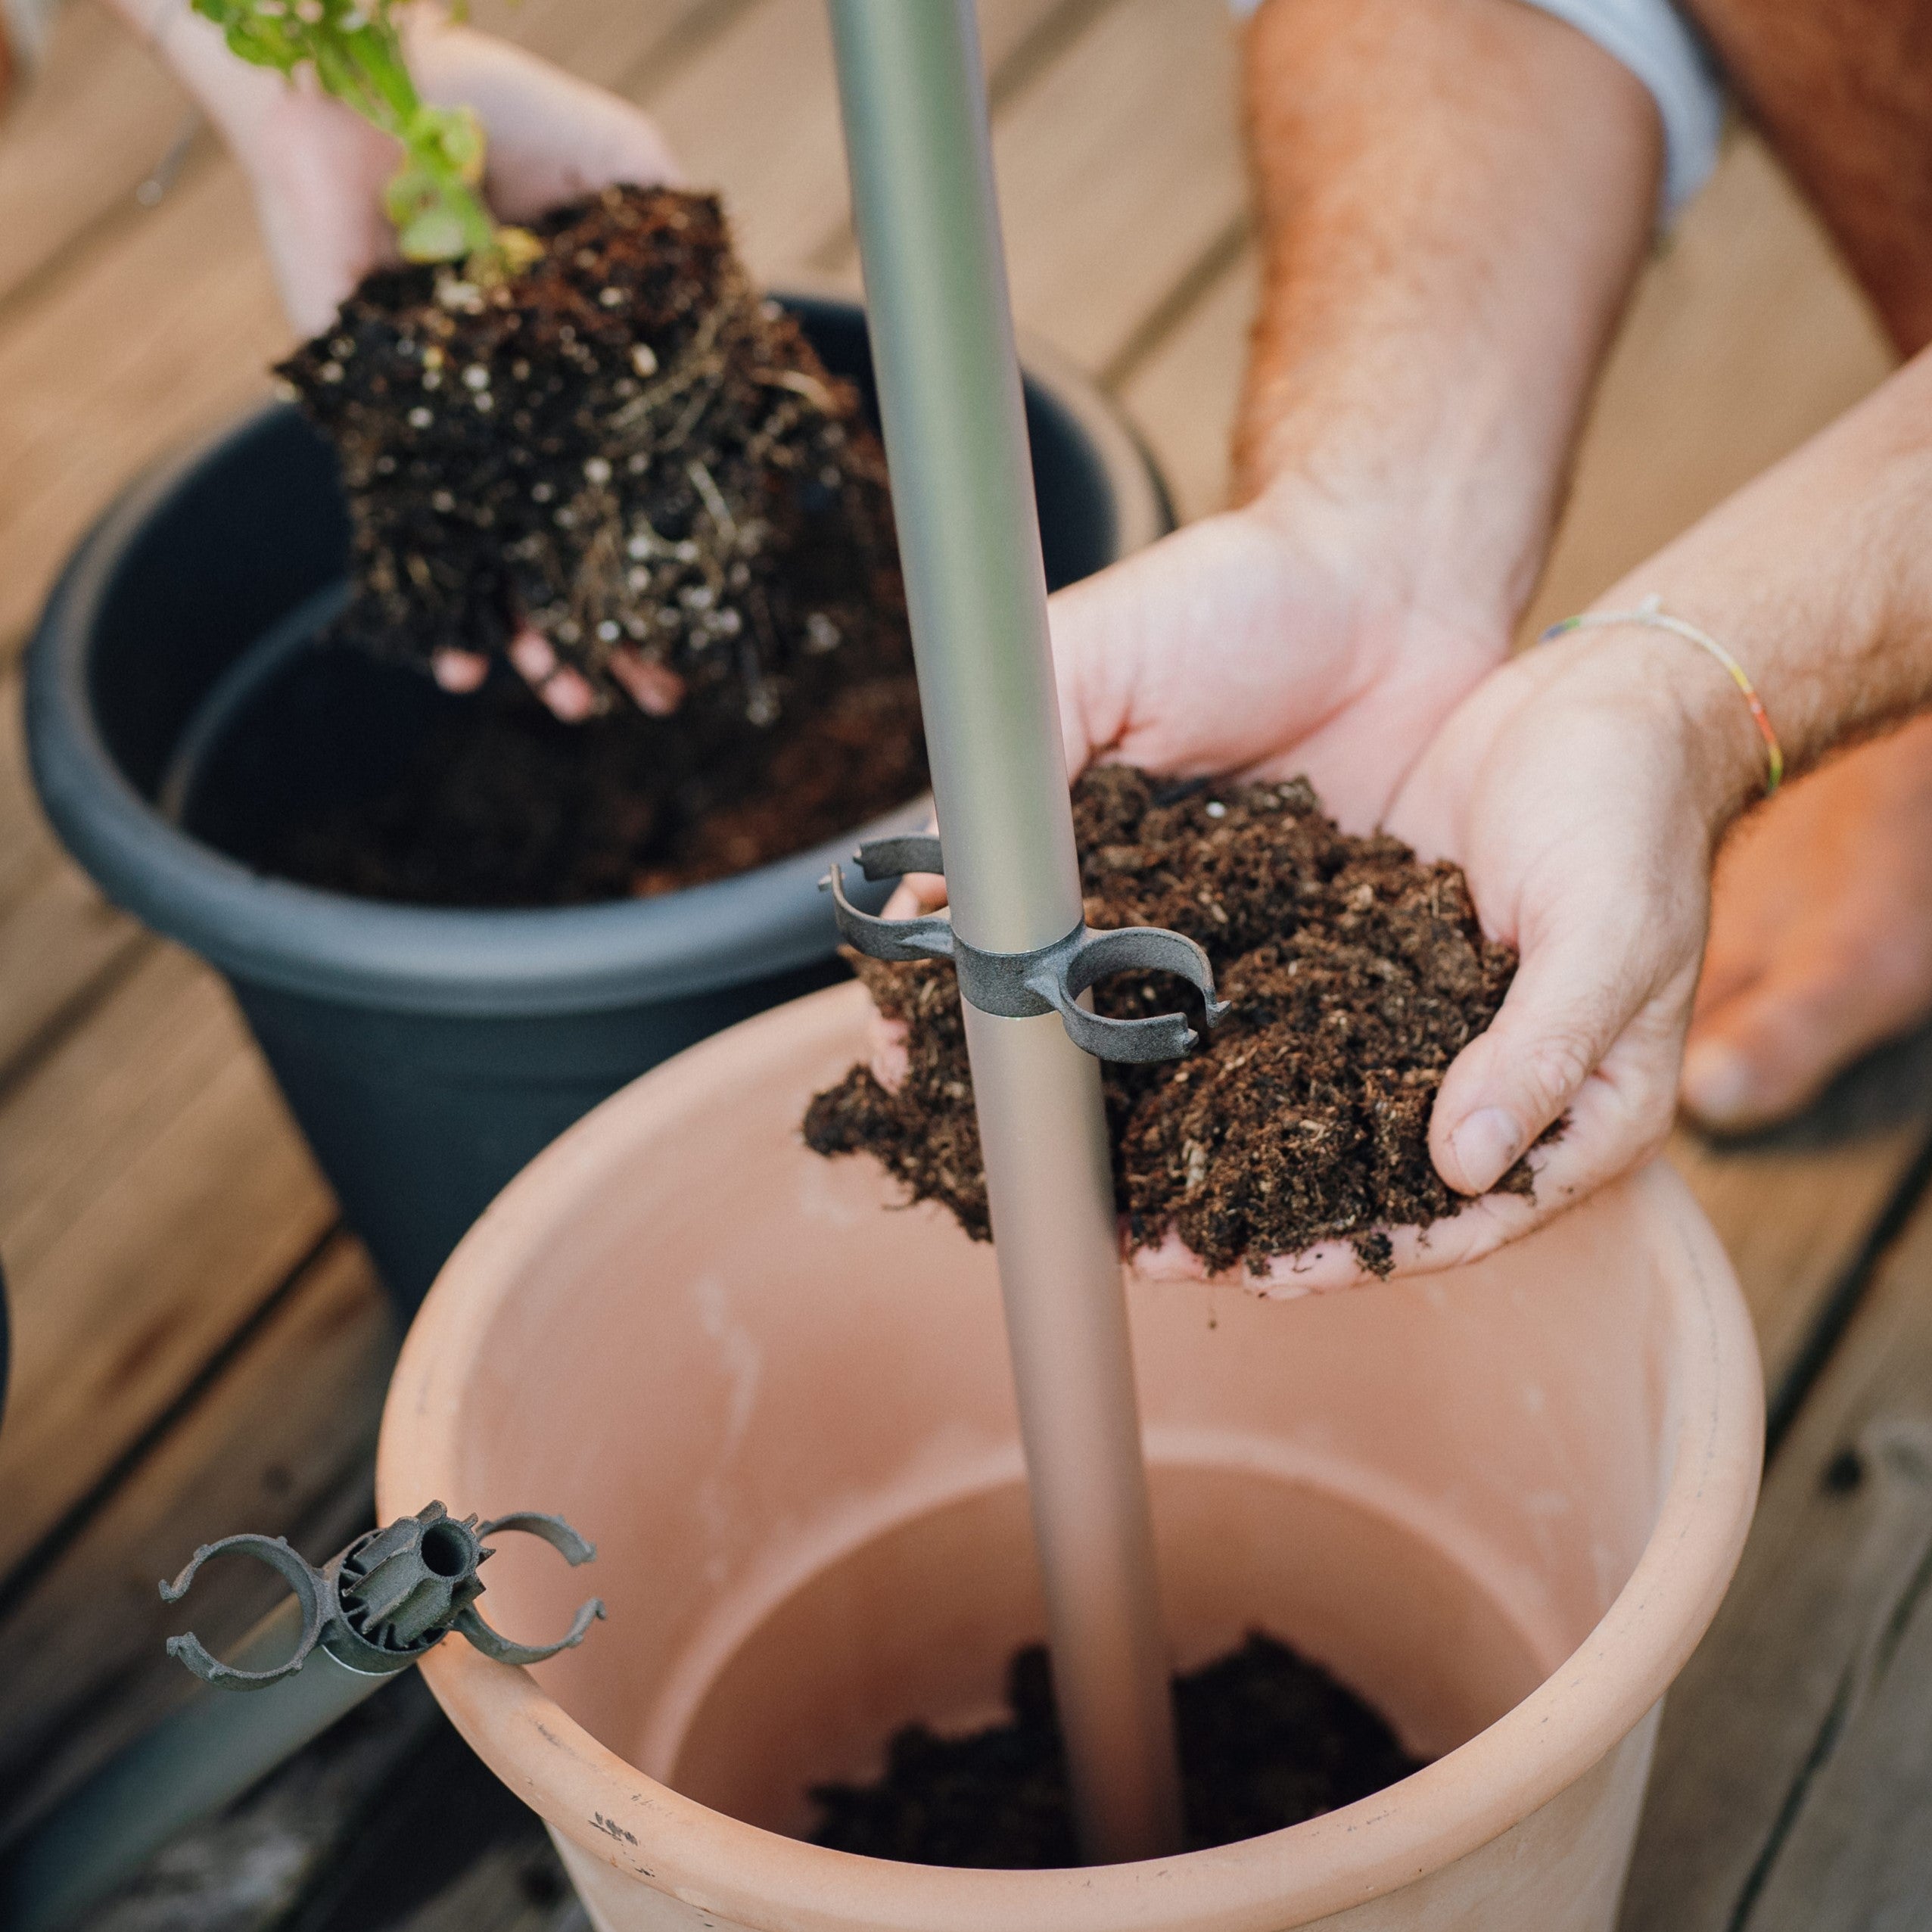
[1429,903,1694,1202]
[1046,515,1315,786]
[869,1017,910,1094]
[1126,1191,1542,1295]
[244,86,400,338]
[509,627,599,721]
[882,873,947,919]
[435,636,683,723]
[1163,1007,1690,1296]
[608,648,686,717]
[432,649,489,693]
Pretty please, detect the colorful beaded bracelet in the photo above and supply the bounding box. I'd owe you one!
[1540,593,1784,796]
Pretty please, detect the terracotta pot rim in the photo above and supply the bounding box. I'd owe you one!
[381,983,1763,1932]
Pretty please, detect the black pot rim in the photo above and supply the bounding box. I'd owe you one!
[26,305,1169,1020]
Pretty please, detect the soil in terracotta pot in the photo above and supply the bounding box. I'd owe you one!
[267,184,925,906]
[804,766,1543,1274]
[809,1632,1426,1865]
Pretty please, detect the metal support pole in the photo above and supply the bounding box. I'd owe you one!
[827,0,1183,1863]
[0,1598,390,1932]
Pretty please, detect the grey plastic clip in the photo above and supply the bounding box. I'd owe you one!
[163,1501,605,1690]
[161,1536,331,1690]
[454,1514,605,1666]
[822,835,1230,1064]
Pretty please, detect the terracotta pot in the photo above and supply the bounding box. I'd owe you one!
[378,982,1762,1931]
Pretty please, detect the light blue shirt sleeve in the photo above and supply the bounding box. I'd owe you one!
[1229,0,1725,221]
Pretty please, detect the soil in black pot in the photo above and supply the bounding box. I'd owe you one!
[804,766,1545,1274]
[809,1632,1427,1867]
[259,667,926,907]
[267,183,926,907]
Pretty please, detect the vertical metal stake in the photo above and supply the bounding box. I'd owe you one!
[826,0,1184,1863]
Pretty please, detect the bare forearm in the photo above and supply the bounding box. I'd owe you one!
[1682,0,1932,356]
[1238,0,1660,624]
[1577,346,1932,836]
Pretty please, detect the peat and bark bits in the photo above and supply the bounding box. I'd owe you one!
[272,184,924,905]
[809,1633,1426,1868]
[804,766,1540,1274]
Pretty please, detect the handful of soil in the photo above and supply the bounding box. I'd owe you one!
[809,1633,1426,1867]
[804,767,1535,1274]
[280,184,907,721]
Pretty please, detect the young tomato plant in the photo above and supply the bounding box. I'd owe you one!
[192,0,540,274]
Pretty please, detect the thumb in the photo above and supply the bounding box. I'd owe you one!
[1047,546,1160,782]
[1429,894,1697,1198]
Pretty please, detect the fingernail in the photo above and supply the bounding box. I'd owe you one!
[1448,1108,1521,1194]
[1682,1041,1755,1125]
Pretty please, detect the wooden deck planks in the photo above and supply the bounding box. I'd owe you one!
[0,0,198,314]
[0,678,143,1082]
[2,3,1930,1918]
[1670,1107,1932,1411]
[0,942,338,1576]
[0,1234,392,1842]
[1622,1171,1932,1931]
[1118,248,1256,522]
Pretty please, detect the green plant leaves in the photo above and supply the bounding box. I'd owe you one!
[190,0,506,271]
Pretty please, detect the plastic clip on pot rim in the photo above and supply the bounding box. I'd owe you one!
[381,1001,1764,1932]
[162,1502,605,1688]
[23,294,1166,1024]
[0,1503,603,1932]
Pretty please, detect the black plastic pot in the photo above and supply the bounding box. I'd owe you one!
[27,295,1170,1316]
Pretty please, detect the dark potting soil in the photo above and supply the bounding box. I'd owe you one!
[803,766,1538,1274]
[809,1633,1426,1867]
[261,667,926,907]
[269,184,926,905]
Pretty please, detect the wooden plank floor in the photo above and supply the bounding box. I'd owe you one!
[0,3,1928,1926]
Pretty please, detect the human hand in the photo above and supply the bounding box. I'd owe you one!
[376,21,683,718]
[1145,315,1932,1284]
[1124,625,1738,1293]
[131,1,680,719]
